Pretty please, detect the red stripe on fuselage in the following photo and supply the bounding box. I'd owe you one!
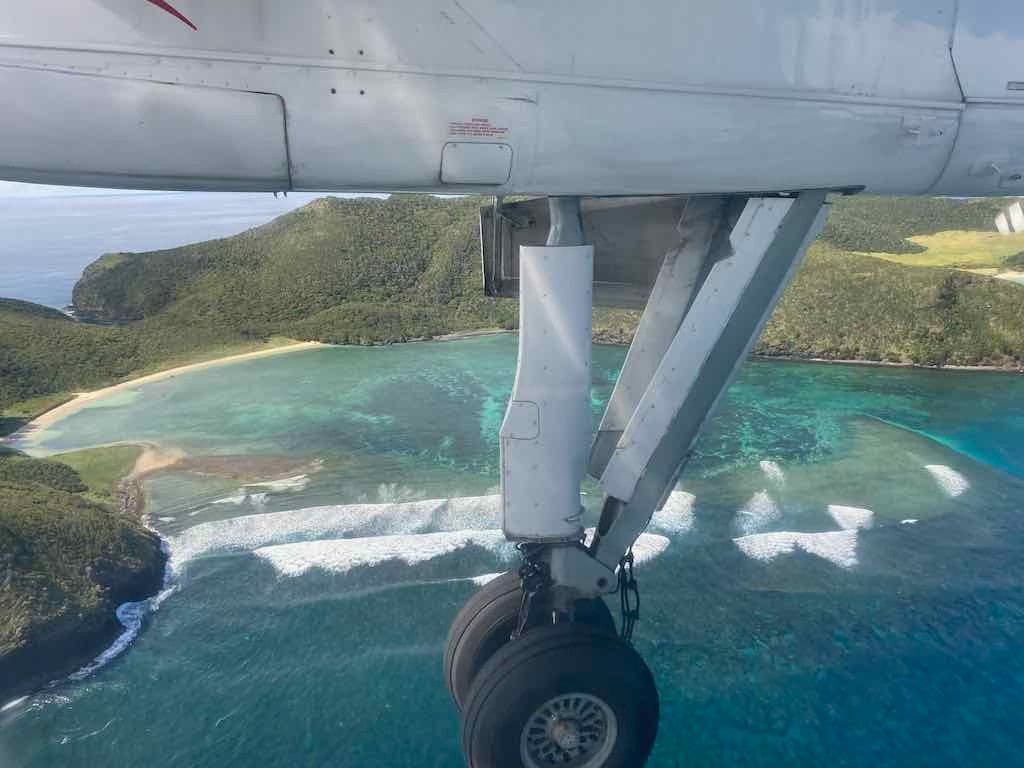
[145,0,198,31]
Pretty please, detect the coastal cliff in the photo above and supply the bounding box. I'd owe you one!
[0,451,166,701]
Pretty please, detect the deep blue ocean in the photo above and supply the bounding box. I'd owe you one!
[2,336,1023,767]
[0,187,322,308]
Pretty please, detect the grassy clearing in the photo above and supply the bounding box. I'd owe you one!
[864,230,1024,270]
[757,243,1024,367]
[54,445,143,503]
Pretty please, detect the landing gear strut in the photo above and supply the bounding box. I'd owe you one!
[446,192,829,766]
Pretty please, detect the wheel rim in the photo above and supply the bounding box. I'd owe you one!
[520,692,618,768]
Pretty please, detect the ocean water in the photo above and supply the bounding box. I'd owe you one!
[0,189,324,308]
[2,335,1024,767]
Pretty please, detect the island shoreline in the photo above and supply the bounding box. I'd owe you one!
[5,341,325,445]
[5,331,515,445]
[750,353,1024,374]
[8,329,1023,450]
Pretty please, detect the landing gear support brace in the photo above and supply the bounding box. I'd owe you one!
[449,192,829,768]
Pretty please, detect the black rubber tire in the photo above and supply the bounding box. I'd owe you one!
[444,572,615,712]
[461,623,659,768]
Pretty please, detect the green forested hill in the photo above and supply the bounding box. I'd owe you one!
[0,451,165,699]
[72,195,515,335]
[819,196,1007,253]
[3,194,1024,418]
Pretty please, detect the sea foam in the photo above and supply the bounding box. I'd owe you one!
[255,530,672,578]
[212,492,248,505]
[733,529,859,569]
[733,490,781,536]
[168,495,502,571]
[925,465,969,498]
[1,696,28,713]
[827,504,874,531]
[650,491,695,535]
[245,474,310,492]
[253,529,512,577]
[759,460,785,485]
[68,582,179,682]
[630,533,671,565]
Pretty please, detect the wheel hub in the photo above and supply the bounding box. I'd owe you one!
[520,692,617,768]
[550,718,580,750]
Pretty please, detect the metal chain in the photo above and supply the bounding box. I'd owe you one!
[512,543,549,641]
[618,548,640,643]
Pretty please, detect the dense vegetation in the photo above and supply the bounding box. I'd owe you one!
[0,454,86,492]
[819,196,1008,253]
[760,246,1024,366]
[71,196,515,337]
[4,194,1024,421]
[0,451,165,699]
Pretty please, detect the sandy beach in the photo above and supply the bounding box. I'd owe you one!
[9,341,324,441]
[5,332,512,445]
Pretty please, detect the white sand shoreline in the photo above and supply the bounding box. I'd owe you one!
[6,341,325,442]
[4,330,513,446]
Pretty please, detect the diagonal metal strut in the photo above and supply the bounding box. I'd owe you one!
[588,191,829,570]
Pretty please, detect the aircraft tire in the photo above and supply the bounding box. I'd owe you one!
[444,571,615,712]
[460,623,659,768]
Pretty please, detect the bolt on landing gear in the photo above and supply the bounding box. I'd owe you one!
[450,193,829,766]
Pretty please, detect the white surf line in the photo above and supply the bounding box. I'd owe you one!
[254,529,513,577]
[256,529,673,578]
[733,490,781,536]
[629,533,671,565]
[212,492,248,505]
[827,504,874,531]
[67,538,178,684]
[172,489,699,574]
[759,459,785,486]
[171,498,468,568]
[169,495,507,570]
[244,474,310,492]
[650,491,696,535]
[734,529,859,569]
[924,465,969,498]
[1,696,28,713]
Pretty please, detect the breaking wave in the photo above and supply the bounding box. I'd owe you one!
[168,495,503,571]
[62,492,681,684]
[759,460,785,486]
[925,465,969,498]
[245,474,310,492]
[827,504,874,531]
[255,529,672,578]
[630,533,671,564]
[1,696,28,713]
[68,585,178,682]
[212,492,248,505]
[651,491,695,535]
[733,529,859,569]
[68,538,179,683]
[733,490,781,536]
[254,529,514,577]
